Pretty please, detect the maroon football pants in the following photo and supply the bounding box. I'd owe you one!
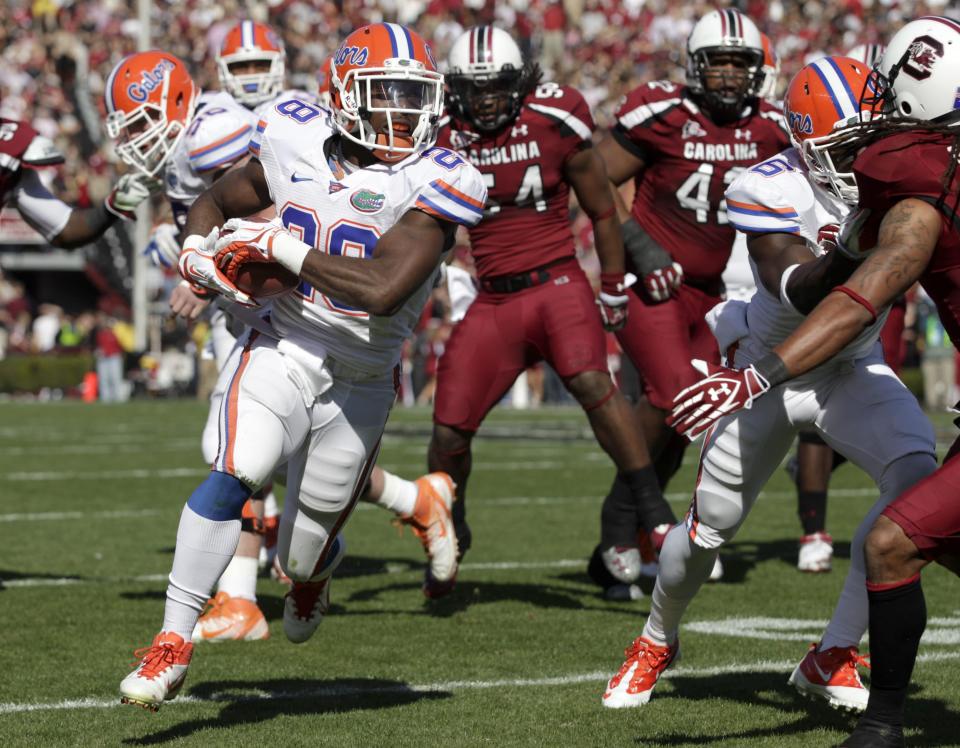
[615,282,722,411]
[433,259,608,432]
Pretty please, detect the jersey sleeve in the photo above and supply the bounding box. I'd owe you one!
[526,84,595,163]
[10,168,71,241]
[249,98,327,203]
[612,81,684,161]
[855,133,955,214]
[725,165,802,235]
[185,108,253,174]
[414,152,488,227]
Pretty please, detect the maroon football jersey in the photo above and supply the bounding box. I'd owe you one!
[853,131,960,346]
[613,81,789,283]
[0,119,62,206]
[437,82,594,279]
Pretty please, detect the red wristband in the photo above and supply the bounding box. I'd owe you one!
[589,205,616,222]
[600,272,626,295]
[832,285,878,324]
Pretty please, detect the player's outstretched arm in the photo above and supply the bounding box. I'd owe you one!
[772,198,941,377]
[296,210,454,317]
[183,158,273,241]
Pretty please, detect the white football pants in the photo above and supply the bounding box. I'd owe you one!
[644,335,936,647]
[213,331,396,583]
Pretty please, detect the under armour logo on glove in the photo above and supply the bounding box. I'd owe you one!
[707,382,731,401]
[666,359,771,440]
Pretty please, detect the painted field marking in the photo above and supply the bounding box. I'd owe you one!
[1,651,957,715]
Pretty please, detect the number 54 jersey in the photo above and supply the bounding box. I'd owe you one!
[250,98,487,376]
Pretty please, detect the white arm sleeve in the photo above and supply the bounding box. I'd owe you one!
[10,169,72,241]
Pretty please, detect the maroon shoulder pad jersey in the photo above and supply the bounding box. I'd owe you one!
[0,119,62,205]
[853,130,960,347]
[437,82,594,279]
[613,82,789,282]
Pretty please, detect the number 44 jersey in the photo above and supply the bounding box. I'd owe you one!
[613,80,789,283]
[250,98,486,375]
[437,82,595,279]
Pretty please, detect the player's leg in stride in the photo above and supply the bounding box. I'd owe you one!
[362,466,459,597]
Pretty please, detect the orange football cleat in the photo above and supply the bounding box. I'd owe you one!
[192,591,269,642]
[120,632,194,711]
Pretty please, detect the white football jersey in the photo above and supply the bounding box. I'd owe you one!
[725,147,885,360]
[165,91,256,229]
[250,96,487,375]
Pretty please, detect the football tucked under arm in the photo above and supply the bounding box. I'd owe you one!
[213,218,304,298]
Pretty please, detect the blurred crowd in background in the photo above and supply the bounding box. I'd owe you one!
[1,0,958,402]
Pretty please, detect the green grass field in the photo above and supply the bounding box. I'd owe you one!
[1,401,958,747]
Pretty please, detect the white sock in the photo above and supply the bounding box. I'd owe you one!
[216,555,259,601]
[373,470,418,516]
[642,524,716,647]
[163,505,241,640]
[263,489,279,519]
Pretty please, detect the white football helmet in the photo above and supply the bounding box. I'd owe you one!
[873,16,960,123]
[686,9,765,115]
[847,43,886,68]
[446,26,536,132]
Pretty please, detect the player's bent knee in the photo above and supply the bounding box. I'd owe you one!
[865,516,915,575]
[566,370,613,407]
[431,423,472,457]
[187,470,252,521]
[689,490,744,549]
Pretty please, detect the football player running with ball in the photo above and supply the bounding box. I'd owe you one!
[119,23,486,711]
[427,26,676,598]
[666,17,960,747]
[595,9,789,527]
[603,54,940,712]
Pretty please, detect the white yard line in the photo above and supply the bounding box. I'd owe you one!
[1,651,957,715]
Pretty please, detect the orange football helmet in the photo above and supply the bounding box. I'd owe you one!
[757,32,780,102]
[105,51,198,177]
[217,20,286,107]
[783,55,874,203]
[330,23,444,161]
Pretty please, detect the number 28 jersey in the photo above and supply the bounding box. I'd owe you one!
[614,81,789,282]
[437,82,595,279]
[250,98,487,375]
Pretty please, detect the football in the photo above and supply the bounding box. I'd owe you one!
[231,260,299,299]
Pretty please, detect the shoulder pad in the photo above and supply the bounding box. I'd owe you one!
[527,85,594,140]
[186,106,254,173]
[616,82,684,129]
[855,132,953,210]
[21,135,65,166]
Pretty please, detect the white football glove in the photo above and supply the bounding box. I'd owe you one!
[104,173,162,221]
[143,223,182,269]
[178,228,255,307]
[215,217,312,275]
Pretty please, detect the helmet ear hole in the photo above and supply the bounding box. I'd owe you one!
[901,101,912,115]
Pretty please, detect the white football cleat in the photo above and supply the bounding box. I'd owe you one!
[283,578,331,644]
[120,631,194,711]
[789,642,870,712]
[601,545,642,583]
[602,636,679,708]
[798,532,833,573]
